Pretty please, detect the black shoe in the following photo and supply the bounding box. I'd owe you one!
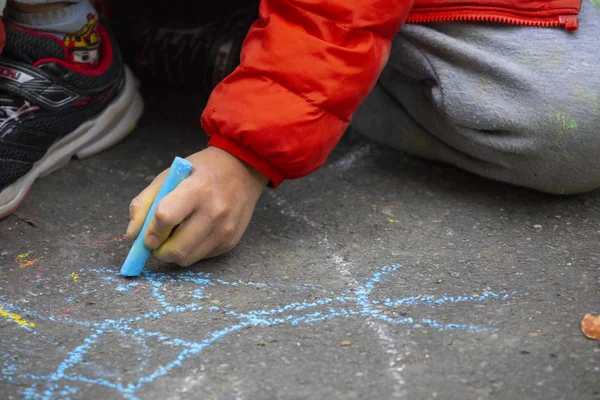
[112,2,258,90]
[0,19,144,218]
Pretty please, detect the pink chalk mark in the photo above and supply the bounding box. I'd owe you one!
[112,234,128,242]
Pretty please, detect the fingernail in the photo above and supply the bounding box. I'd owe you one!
[145,234,160,249]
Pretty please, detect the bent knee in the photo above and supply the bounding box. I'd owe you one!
[482,108,600,195]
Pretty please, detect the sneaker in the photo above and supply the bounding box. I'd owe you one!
[0,18,144,218]
[112,2,258,90]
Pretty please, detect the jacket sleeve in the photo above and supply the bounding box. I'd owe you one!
[201,0,413,187]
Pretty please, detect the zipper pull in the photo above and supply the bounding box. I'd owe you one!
[559,15,578,31]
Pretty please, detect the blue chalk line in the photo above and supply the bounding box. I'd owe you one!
[120,157,193,277]
[0,262,520,399]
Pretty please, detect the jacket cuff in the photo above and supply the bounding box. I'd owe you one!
[208,134,286,188]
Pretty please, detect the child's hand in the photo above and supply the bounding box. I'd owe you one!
[126,147,268,266]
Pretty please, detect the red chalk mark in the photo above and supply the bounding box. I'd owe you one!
[113,234,128,242]
[15,253,38,268]
[86,233,128,248]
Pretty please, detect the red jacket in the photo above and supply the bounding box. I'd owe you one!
[201,0,582,187]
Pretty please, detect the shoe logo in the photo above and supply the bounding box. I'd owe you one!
[63,14,101,65]
[0,62,82,110]
[0,65,33,84]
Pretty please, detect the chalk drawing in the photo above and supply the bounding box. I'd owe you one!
[331,253,406,396]
[15,253,38,269]
[0,187,518,398]
[0,305,35,329]
[0,263,515,400]
[265,191,322,230]
[327,144,373,173]
[112,234,128,242]
[331,254,353,280]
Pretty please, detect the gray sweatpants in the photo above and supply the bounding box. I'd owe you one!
[353,0,600,194]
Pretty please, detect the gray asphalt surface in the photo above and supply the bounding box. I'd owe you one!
[1,89,599,400]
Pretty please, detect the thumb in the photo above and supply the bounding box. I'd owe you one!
[126,171,166,240]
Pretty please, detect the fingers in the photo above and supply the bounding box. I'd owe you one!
[152,213,214,266]
[143,180,200,249]
[153,211,239,267]
[129,147,266,266]
[127,172,166,240]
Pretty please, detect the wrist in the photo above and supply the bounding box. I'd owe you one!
[207,135,285,187]
[203,146,269,188]
[245,160,270,188]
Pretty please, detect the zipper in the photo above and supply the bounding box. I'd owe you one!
[406,12,579,31]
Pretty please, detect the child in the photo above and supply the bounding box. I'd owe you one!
[0,0,598,266]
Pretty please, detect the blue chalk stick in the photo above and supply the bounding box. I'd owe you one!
[120,157,193,277]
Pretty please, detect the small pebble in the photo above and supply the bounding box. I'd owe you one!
[533,224,543,229]
[340,340,351,346]
[0,251,8,256]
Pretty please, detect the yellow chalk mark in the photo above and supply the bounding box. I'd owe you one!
[0,306,35,328]
[113,234,128,242]
[71,272,79,282]
[387,218,400,223]
[15,253,38,268]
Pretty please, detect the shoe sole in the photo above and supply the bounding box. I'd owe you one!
[0,66,144,219]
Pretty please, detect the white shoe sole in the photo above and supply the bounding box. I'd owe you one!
[0,66,144,218]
